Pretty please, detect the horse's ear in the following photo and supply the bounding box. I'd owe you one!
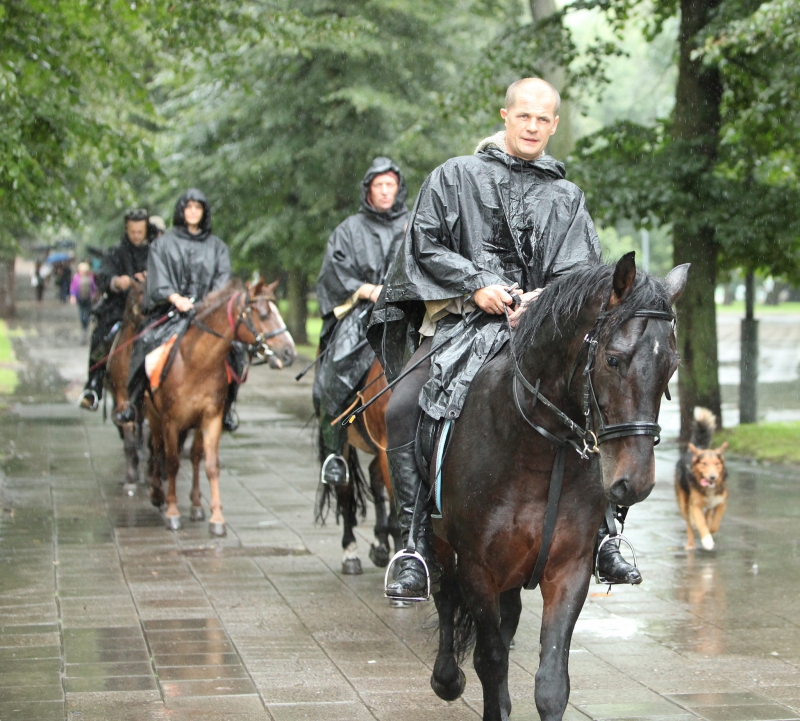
[250,277,265,295]
[608,252,636,308]
[664,263,690,305]
[265,278,280,296]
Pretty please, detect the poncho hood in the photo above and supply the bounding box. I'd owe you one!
[359,157,408,222]
[172,188,212,240]
[475,130,566,180]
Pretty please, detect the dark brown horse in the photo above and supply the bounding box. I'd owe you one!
[316,358,401,575]
[105,281,146,492]
[429,255,688,720]
[146,279,296,536]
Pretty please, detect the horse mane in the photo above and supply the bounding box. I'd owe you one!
[513,261,673,353]
[193,279,244,320]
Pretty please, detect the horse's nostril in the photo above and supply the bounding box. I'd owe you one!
[609,478,630,504]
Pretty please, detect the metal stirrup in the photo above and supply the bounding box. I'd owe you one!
[594,533,639,585]
[79,389,99,411]
[384,550,431,603]
[320,454,349,486]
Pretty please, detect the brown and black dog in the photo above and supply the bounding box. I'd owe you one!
[675,407,729,551]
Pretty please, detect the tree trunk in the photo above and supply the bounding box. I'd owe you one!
[285,269,309,346]
[0,259,16,318]
[672,0,724,440]
[739,270,758,424]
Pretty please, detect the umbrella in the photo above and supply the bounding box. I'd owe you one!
[46,252,72,264]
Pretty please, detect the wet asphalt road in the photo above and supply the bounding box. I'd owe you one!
[1,298,800,721]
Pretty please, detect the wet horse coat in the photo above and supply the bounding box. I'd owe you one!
[429,255,688,721]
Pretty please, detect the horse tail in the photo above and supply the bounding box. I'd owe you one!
[451,579,476,664]
[314,419,333,526]
[691,407,716,449]
[347,450,370,519]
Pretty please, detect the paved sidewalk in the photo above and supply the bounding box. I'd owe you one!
[1,297,800,720]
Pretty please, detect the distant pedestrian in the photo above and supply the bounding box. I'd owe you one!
[32,261,46,303]
[55,263,72,303]
[70,262,96,343]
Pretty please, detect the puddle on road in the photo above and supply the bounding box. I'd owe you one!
[180,545,310,558]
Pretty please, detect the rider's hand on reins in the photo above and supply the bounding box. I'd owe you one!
[473,285,515,314]
[508,287,544,327]
[169,294,195,313]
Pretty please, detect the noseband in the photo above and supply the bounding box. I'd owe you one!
[510,307,674,458]
[226,289,289,359]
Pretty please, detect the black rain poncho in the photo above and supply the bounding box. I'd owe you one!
[93,235,149,326]
[313,158,408,419]
[129,189,232,382]
[368,132,601,421]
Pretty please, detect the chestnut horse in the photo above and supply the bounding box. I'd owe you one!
[146,279,296,536]
[105,281,147,492]
[427,255,688,720]
[316,358,401,575]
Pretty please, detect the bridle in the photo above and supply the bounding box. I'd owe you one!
[508,305,675,459]
[192,288,289,360]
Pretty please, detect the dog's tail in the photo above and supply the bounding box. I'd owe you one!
[690,407,716,449]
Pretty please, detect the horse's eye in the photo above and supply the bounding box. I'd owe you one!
[606,356,619,368]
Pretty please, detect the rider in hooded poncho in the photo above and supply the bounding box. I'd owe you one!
[115,189,238,429]
[79,208,151,410]
[368,79,642,599]
[314,157,408,483]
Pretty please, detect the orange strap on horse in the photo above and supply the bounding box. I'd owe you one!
[88,312,173,373]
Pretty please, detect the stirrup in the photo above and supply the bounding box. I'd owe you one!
[384,549,431,602]
[594,532,639,585]
[79,389,99,411]
[320,454,349,486]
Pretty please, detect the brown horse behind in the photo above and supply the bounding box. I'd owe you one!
[146,279,296,536]
[105,281,146,492]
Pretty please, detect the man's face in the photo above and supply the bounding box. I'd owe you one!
[184,200,204,228]
[368,173,399,212]
[126,220,148,246]
[500,87,560,161]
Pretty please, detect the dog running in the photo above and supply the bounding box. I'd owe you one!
[675,407,729,550]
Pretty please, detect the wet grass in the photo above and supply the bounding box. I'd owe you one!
[0,320,19,394]
[716,421,800,465]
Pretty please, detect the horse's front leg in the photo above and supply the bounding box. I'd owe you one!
[499,586,522,713]
[368,456,391,568]
[163,421,182,531]
[336,472,362,575]
[147,413,165,508]
[189,430,205,522]
[430,540,466,701]
[535,560,593,721]
[458,562,508,721]
[121,421,139,490]
[202,414,226,537]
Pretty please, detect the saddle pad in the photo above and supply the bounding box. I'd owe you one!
[144,335,177,391]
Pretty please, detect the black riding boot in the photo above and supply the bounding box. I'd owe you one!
[222,382,240,432]
[79,367,105,410]
[595,514,642,585]
[385,441,441,599]
[114,374,145,425]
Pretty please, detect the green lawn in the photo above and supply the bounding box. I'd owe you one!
[716,301,800,315]
[0,320,19,394]
[715,422,800,465]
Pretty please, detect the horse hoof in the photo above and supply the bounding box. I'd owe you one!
[122,483,137,497]
[166,515,181,531]
[430,667,466,702]
[190,506,205,522]
[369,543,390,568]
[209,521,227,537]
[150,492,165,508]
[342,558,363,575]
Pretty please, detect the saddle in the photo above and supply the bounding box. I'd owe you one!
[415,413,453,520]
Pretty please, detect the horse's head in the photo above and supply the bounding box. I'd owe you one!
[124,279,146,326]
[591,253,689,506]
[240,278,297,369]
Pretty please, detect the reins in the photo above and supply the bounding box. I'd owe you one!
[504,295,675,591]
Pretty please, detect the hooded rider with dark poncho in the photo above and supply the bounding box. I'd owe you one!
[314,158,408,484]
[368,78,642,600]
[115,189,239,429]
[79,208,151,410]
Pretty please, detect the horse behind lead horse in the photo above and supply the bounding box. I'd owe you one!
[429,254,688,721]
[146,279,296,536]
